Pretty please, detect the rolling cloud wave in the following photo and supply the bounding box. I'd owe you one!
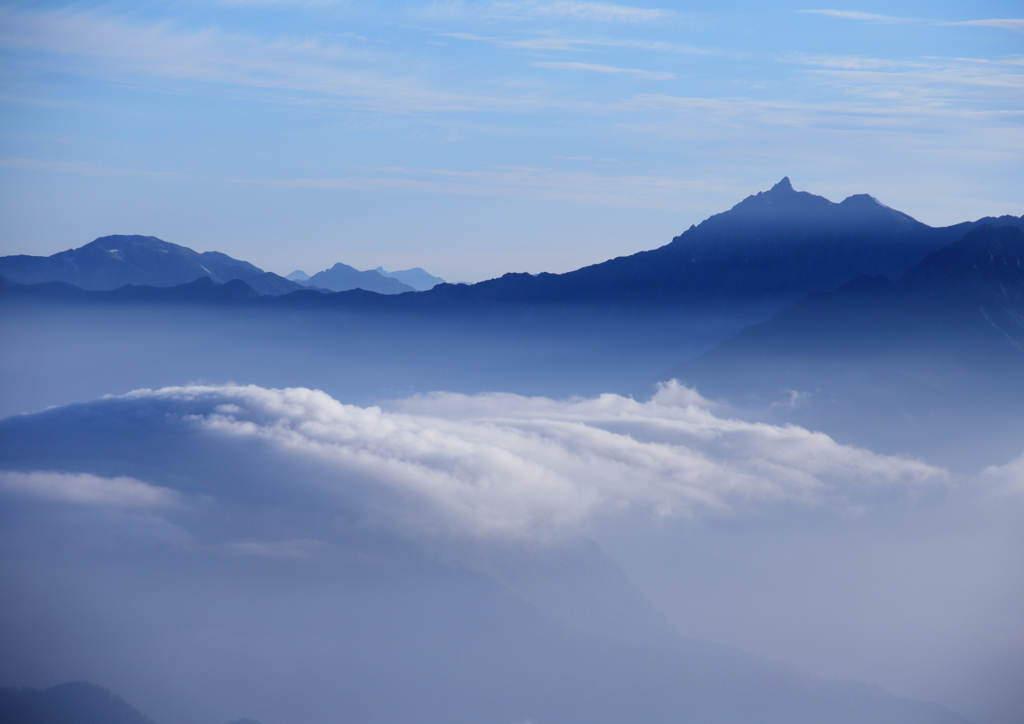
[2,382,948,540]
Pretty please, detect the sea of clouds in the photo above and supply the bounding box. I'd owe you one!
[1,382,1022,724]
[0,381,957,543]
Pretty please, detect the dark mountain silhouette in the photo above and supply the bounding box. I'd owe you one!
[2,182,1019,314]
[0,682,156,724]
[0,235,303,296]
[369,178,1012,314]
[304,262,414,294]
[664,224,1024,467]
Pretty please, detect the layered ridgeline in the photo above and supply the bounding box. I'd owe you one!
[373,266,445,291]
[300,263,413,294]
[3,180,1020,312]
[0,236,421,296]
[665,224,1024,467]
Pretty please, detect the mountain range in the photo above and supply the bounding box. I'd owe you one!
[379,177,1022,314]
[3,180,1021,315]
[0,237,436,297]
[301,262,414,294]
[373,266,446,290]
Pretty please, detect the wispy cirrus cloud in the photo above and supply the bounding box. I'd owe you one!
[794,57,1024,109]
[798,9,907,23]
[493,1,673,23]
[532,60,674,79]
[799,9,1024,33]
[0,6,519,114]
[956,18,1024,32]
[439,31,712,55]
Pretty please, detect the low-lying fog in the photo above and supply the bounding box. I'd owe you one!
[1,301,1022,724]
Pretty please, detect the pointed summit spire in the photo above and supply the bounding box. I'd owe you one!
[770,177,794,193]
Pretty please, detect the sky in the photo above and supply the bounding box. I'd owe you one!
[0,0,1022,281]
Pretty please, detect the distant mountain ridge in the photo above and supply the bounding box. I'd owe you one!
[374,266,445,290]
[0,235,304,296]
[2,180,1020,312]
[305,262,413,294]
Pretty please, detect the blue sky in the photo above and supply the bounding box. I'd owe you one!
[1,1,1021,281]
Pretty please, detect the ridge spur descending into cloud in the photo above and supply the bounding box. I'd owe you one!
[0,382,947,542]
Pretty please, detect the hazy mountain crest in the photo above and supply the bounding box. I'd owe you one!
[305,262,414,294]
[375,266,445,290]
[0,235,303,296]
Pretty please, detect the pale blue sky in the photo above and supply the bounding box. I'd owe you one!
[1,0,1021,281]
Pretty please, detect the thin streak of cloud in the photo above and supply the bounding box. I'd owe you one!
[494,1,673,23]
[532,61,674,79]
[798,9,906,23]
[800,9,1024,33]
[955,19,1024,32]
[439,31,713,55]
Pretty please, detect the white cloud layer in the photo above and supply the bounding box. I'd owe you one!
[2,382,947,541]
[981,453,1024,496]
[0,470,179,509]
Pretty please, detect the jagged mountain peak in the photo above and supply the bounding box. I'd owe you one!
[724,177,836,218]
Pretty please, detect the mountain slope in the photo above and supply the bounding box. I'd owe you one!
[0,236,303,296]
[690,224,1024,364]
[664,224,1024,467]
[0,682,157,724]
